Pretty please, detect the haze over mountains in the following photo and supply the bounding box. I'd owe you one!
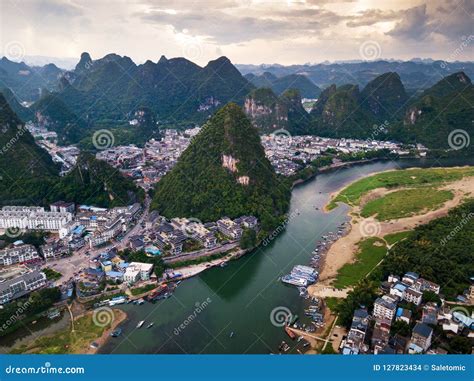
[0,53,473,153]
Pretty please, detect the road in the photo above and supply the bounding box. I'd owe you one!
[42,196,152,286]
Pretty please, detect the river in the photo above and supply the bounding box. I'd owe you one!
[5,158,471,354]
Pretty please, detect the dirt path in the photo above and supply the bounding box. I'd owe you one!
[309,175,474,296]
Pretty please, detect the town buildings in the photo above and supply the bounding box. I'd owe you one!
[0,267,47,304]
[0,206,73,232]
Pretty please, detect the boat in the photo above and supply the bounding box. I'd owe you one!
[229,331,234,338]
[281,275,308,287]
[220,262,228,268]
[136,298,145,305]
[285,326,296,340]
[147,323,154,329]
[136,320,145,328]
[110,328,122,337]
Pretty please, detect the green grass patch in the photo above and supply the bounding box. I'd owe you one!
[325,297,342,312]
[361,188,454,221]
[383,231,412,246]
[10,312,111,354]
[43,267,62,281]
[327,167,473,210]
[130,283,156,296]
[332,238,387,289]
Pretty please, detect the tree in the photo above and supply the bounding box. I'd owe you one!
[390,320,410,337]
[448,336,472,354]
[240,228,257,249]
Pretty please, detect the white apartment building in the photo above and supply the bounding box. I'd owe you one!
[0,206,72,232]
[373,296,397,321]
[0,244,40,266]
[0,269,47,304]
[123,262,153,284]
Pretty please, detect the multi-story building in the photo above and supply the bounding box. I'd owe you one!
[373,296,397,321]
[217,217,243,240]
[341,308,370,355]
[411,322,433,351]
[123,262,154,284]
[0,206,72,232]
[403,287,423,305]
[40,242,69,260]
[0,244,40,266]
[0,269,47,304]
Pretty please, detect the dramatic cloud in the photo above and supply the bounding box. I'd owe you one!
[0,0,472,66]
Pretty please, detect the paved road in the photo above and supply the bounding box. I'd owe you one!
[42,197,152,286]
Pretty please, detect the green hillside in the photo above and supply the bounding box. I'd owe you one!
[152,103,290,230]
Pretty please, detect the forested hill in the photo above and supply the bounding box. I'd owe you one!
[0,93,59,205]
[151,103,290,230]
[380,199,474,299]
[0,94,143,207]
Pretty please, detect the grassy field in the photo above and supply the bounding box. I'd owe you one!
[327,167,474,210]
[332,237,387,289]
[360,188,454,220]
[384,231,412,246]
[10,312,113,354]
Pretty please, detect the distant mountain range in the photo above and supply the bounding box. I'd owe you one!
[244,72,321,98]
[237,60,474,92]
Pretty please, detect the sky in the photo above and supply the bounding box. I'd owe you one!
[0,0,473,68]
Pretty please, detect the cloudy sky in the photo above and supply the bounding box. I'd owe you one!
[0,0,473,68]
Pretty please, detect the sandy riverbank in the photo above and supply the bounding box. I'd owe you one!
[174,248,248,279]
[310,169,474,295]
[86,309,127,354]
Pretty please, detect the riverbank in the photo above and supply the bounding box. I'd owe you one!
[310,167,474,295]
[9,308,127,354]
